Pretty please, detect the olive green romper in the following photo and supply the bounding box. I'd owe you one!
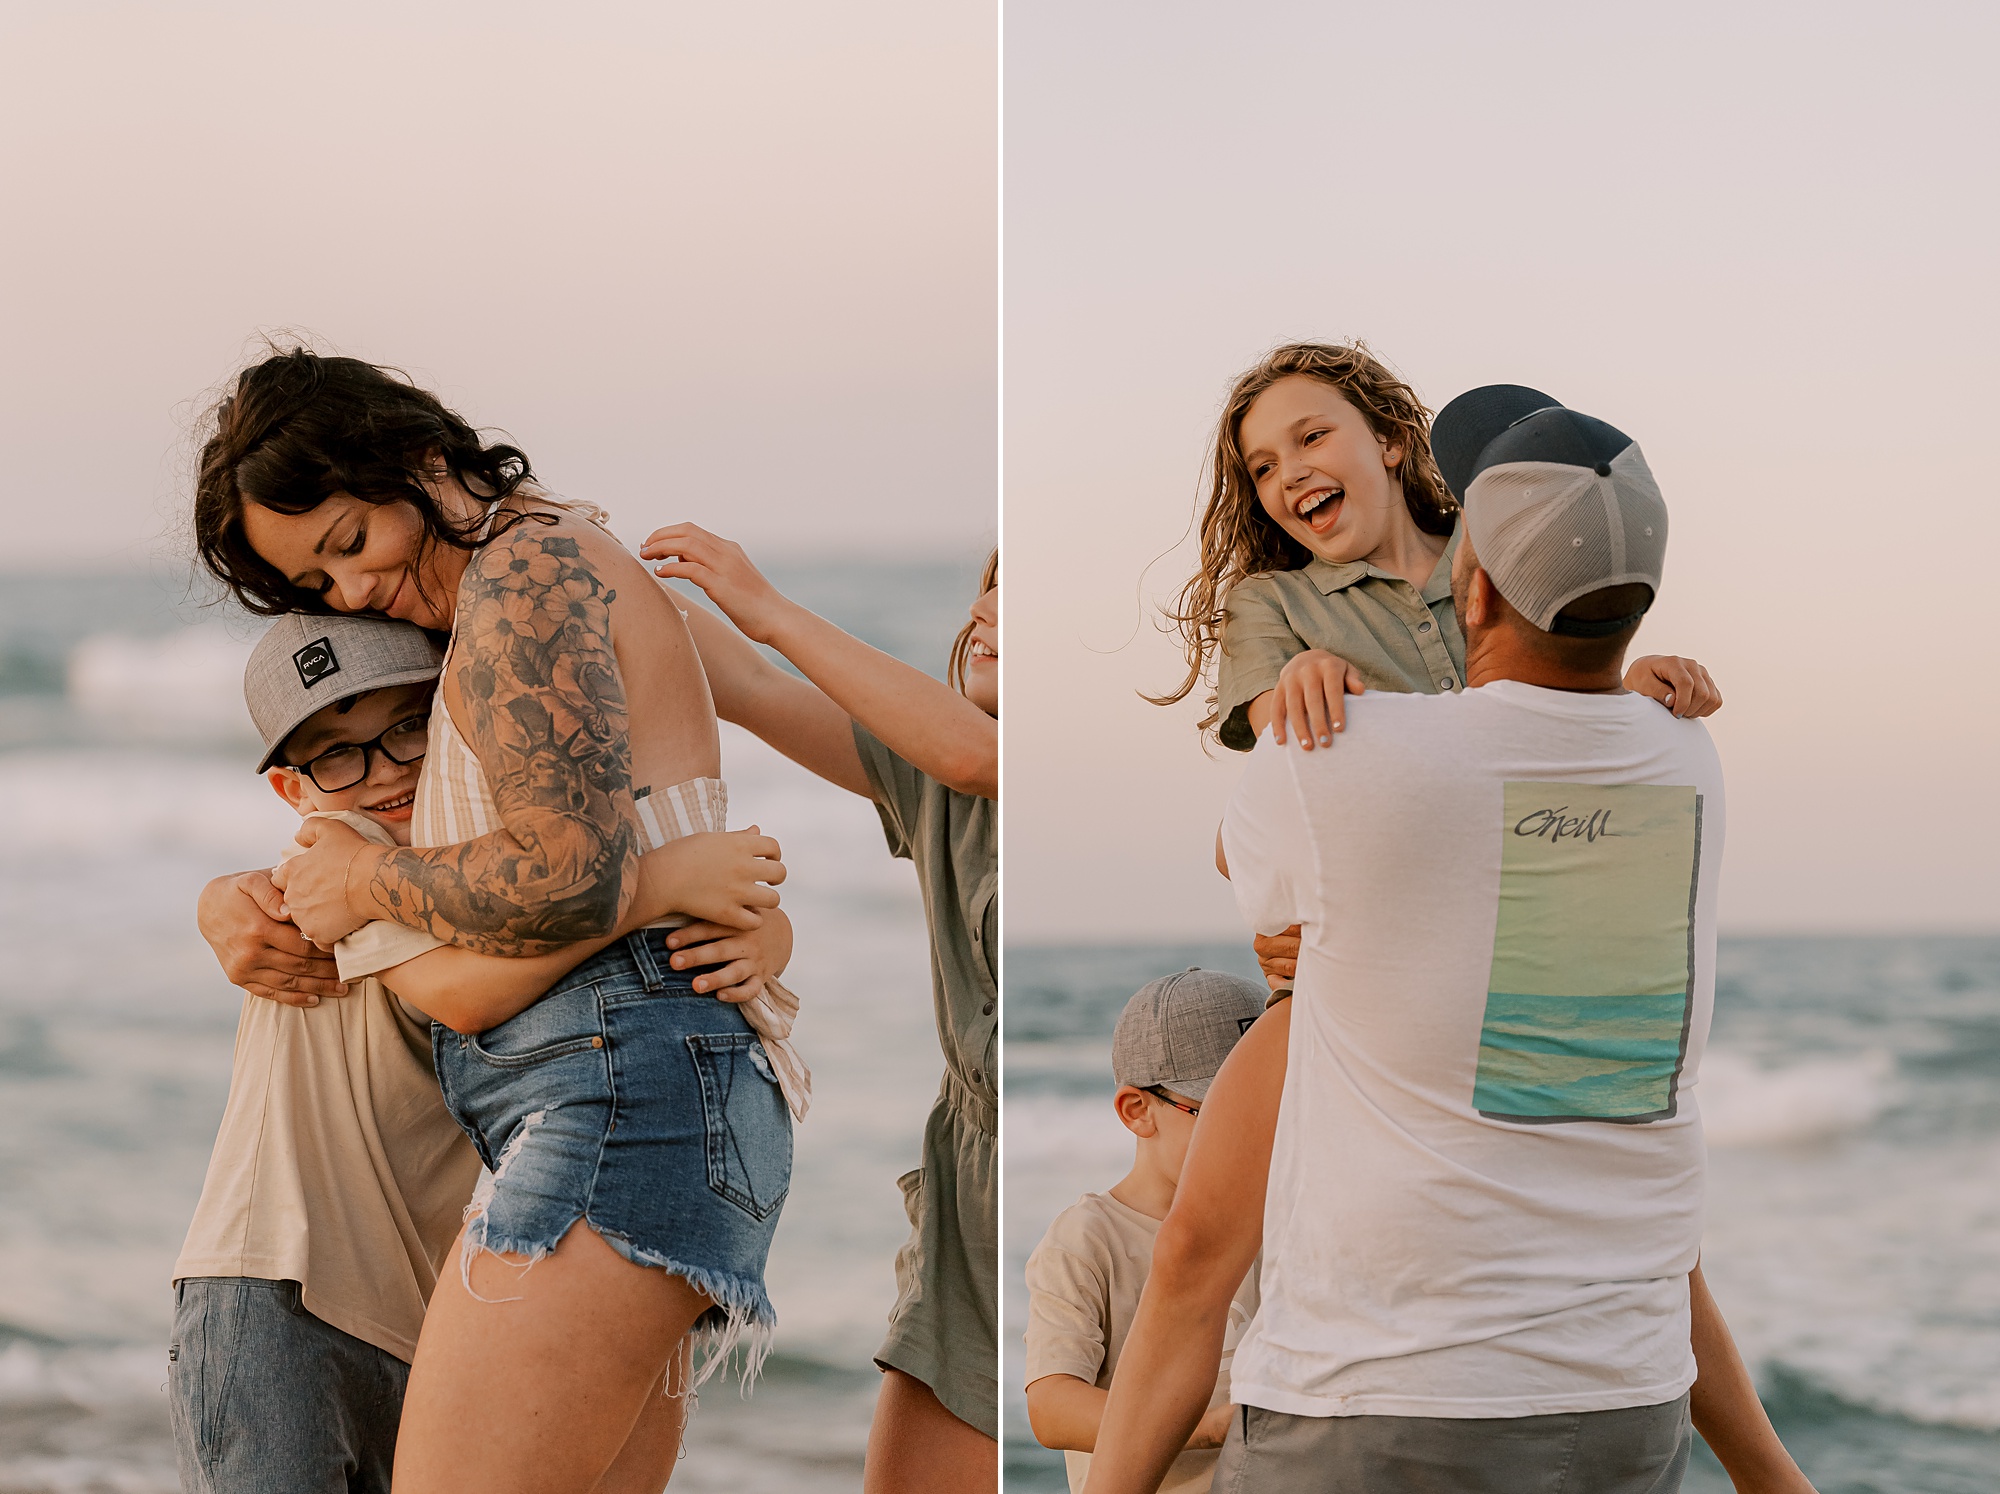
[853,723,999,1439]
[1215,525,1465,750]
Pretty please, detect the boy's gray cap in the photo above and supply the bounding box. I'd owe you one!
[244,613,443,772]
[1436,389,1668,637]
[1112,968,1269,1101]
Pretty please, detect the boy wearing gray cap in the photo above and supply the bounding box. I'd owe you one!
[1024,968,1268,1494]
[171,613,784,1494]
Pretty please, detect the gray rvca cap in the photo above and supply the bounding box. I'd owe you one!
[244,612,444,772]
[1111,968,1269,1101]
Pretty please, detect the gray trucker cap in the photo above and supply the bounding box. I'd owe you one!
[1434,390,1668,637]
[1111,968,1269,1101]
[244,613,444,772]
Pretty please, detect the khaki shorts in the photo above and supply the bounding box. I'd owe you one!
[874,1069,997,1440]
[1213,1394,1692,1493]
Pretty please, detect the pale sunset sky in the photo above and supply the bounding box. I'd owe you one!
[1004,0,1999,938]
[0,0,996,571]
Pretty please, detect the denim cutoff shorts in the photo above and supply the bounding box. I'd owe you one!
[433,930,792,1373]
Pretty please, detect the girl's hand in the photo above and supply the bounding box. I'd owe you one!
[666,909,796,1003]
[1625,655,1723,718]
[1269,650,1365,748]
[269,818,373,947]
[640,523,798,646]
[631,828,784,932]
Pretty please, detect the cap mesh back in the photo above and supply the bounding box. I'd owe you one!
[1465,446,1667,630]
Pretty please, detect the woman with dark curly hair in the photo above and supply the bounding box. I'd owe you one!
[189,347,794,1494]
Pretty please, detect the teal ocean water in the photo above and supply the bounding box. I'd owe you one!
[0,556,984,1493]
[1006,939,2000,1494]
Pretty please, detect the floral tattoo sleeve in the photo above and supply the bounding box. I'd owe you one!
[364,522,641,957]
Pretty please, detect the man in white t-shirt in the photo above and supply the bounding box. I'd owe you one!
[1088,394,1817,1493]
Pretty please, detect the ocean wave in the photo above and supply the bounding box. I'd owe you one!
[66,631,257,745]
[0,1340,162,1412]
[1699,1049,1894,1147]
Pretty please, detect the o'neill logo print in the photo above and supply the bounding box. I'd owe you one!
[293,638,341,689]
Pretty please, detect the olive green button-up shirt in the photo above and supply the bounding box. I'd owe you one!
[1214,525,1465,752]
[852,722,998,1121]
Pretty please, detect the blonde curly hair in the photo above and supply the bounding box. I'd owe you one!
[1148,342,1456,733]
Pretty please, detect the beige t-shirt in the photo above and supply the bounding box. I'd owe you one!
[173,812,483,1361]
[1024,1191,1260,1494]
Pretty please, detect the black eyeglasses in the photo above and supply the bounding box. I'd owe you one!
[290,714,430,792]
[1146,1085,1201,1118]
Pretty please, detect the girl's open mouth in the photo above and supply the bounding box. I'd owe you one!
[1296,485,1343,534]
[365,790,417,818]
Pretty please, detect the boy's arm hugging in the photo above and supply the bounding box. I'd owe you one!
[276,523,643,956]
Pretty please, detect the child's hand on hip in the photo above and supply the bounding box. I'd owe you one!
[666,909,796,1005]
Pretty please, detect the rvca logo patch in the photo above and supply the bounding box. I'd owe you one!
[293,638,340,689]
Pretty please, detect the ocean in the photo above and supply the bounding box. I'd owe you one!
[0,555,986,1493]
[1005,939,2000,1494]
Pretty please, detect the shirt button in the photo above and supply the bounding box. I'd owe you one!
[1440,677,1456,689]
[982,1001,995,1015]
[971,1069,983,1084]
[1419,620,1433,633]
[971,926,982,943]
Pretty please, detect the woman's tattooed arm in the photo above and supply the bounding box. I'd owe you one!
[358,523,641,957]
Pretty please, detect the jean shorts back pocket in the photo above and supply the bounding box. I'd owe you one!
[686,1033,793,1220]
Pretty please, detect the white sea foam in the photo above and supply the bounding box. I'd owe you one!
[1698,1048,1894,1148]
[0,1343,164,1411]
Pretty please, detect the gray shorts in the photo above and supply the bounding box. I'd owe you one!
[1213,1394,1691,1494]
[168,1277,408,1494]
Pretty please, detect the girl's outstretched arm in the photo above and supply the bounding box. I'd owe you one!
[676,603,875,798]
[644,523,998,799]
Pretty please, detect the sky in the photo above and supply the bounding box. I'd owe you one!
[1004,0,2000,939]
[0,0,996,574]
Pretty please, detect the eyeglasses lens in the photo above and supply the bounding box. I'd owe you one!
[383,717,430,763]
[306,747,367,792]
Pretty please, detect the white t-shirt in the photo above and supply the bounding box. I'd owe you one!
[1220,680,1724,1419]
[1024,1191,1259,1494]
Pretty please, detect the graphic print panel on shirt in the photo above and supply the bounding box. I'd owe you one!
[1475,782,1703,1124]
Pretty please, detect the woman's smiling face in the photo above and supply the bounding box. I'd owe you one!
[1238,375,1409,566]
[238,492,467,629]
